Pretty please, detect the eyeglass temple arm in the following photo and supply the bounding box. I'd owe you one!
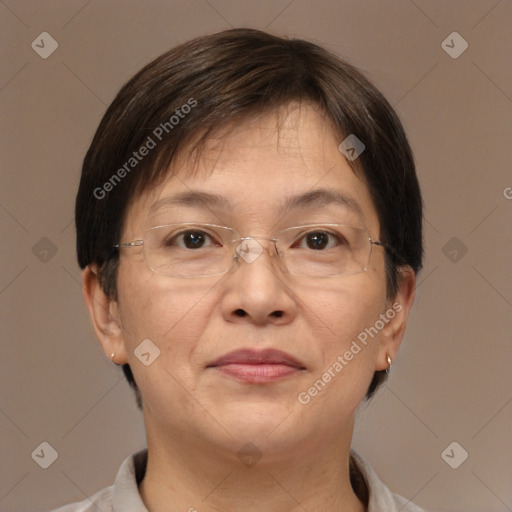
[113,240,144,248]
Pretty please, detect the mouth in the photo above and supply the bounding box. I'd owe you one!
[207,348,306,383]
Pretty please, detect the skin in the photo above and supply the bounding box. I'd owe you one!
[83,102,415,512]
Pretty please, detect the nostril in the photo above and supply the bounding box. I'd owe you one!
[272,310,284,318]
[234,309,246,317]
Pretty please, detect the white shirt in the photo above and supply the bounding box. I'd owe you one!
[51,449,425,512]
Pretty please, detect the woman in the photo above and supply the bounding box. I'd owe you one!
[55,28,424,511]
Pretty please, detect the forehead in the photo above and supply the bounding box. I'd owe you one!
[125,104,380,234]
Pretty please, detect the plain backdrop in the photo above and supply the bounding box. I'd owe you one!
[1,1,511,511]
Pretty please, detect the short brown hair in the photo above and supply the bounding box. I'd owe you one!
[76,28,423,409]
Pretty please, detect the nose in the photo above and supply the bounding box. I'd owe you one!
[220,237,298,326]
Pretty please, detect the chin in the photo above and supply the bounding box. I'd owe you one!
[212,399,304,448]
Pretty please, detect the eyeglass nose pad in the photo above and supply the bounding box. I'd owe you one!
[234,237,265,264]
[234,237,280,265]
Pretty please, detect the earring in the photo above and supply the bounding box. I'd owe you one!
[110,353,116,363]
[386,354,392,374]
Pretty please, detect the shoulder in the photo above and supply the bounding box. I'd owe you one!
[47,449,148,512]
[48,485,113,512]
[392,492,427,512]
[350,450,427,512]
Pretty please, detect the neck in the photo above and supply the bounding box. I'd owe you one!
[139,414,366,512]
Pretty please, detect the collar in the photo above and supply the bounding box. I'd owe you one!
[110,448,424,512]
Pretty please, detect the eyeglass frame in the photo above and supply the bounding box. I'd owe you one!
[112,222,388,279]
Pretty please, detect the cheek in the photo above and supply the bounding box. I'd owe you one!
[297,276,385,407]
[117,266,218,365]
[116,271,222,413]
[302,274,386,346]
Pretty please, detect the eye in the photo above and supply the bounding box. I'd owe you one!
[294,230,342,250]
[167,230,221,249]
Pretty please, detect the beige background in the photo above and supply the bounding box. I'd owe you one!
[1,1,511,511]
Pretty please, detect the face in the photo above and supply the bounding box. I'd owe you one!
[112,103,394,461]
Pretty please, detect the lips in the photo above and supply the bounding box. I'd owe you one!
[208,348,305,368]
[207,348,306,383]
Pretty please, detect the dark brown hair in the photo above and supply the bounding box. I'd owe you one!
[76,28,423,409]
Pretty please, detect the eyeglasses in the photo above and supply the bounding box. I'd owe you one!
[113,223,386,278]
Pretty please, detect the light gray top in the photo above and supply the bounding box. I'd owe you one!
[50,449,426,512]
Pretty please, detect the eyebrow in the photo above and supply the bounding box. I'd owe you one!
[148,188,364,220]
[148,191,230,215]
[278,188,364,220]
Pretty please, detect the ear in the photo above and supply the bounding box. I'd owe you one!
[375,266,416,371]
[82,265,128,365]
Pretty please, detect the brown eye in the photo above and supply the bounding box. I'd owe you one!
[294,230,341,250]
[305,232,330,250]
[166,230,220,249]
[181,231,207,249]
